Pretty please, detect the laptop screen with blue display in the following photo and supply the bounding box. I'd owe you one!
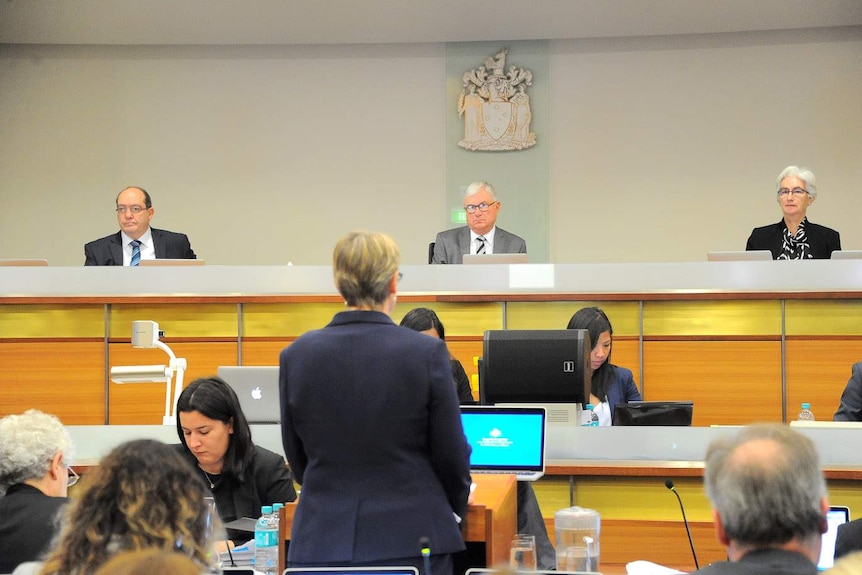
[460,405,546,481]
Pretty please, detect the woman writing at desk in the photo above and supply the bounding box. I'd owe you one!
[745,165,841,259]
[567,306,642,426]
[175,377,297,542]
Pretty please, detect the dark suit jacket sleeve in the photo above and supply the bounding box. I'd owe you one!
[427,341,473,521]
[432,229,462,264]
[450,357,476,404]
[154,229,197,260]
[835,519,862,560]
[834,362,862,421]
[279,346,308,485]
[253,445,298,504]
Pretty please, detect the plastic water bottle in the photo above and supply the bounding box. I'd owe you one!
[583,404,599,426]
[797,402,816,421]
[253,505,278,575]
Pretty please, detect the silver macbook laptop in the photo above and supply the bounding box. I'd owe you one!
[462,253,528,265]
[830,250,862,260]
[819,506,850,570]
[217,366,280,424]
[706,250,772,262]
[460,405,546,481]
[139,259,205,266]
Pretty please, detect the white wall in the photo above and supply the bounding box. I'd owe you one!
[1,28,860,266]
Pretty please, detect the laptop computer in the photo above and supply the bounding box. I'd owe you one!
[706,250,772,262]
[830,250,862,260]
[460,405,546,481]
[613,401,694,426]
[217,366,280,424]
[285,568,419,575]
[818,506,850,570]
[138,259,205,266]
[462,253,528,265]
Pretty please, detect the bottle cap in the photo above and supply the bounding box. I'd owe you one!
[801,403,810,409]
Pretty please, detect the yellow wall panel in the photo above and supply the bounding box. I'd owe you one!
[110,304,237,338]
[785,339,862,421]
[243,303,344,337]
[392,302,504,336]
[0,304,104,338]
[507,301,640,335]
[644,301,781,337]
[644,341,782,425]
[786,300,862,336]
[242,340,294,366]
[0,341,105,423]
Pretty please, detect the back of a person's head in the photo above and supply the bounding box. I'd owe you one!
[0,409,75,495]
[92,549,203,575]
[704,423,826,547]
[333,230,400,308]
[39,439,215,575]
[175,376,253,478]
[399,307,445,339]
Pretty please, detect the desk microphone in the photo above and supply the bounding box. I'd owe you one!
[419,536,432,575]
[664,479,700,570]
[225,540,237,567]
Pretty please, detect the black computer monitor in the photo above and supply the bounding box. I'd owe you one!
[613,401,694,426]
[479,329,591,407]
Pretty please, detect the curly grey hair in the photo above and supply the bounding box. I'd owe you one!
[0,409,75,495]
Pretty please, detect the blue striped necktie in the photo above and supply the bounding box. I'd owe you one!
[130,240,141,267]
[476,236,486,255]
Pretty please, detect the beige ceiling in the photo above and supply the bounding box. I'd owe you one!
[2,0,862,45]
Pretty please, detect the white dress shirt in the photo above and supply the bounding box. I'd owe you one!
[121,228,155,266]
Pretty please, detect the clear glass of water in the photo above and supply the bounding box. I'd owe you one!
[509,534,537,571]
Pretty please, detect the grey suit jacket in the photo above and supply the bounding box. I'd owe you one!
[84,228,196,266]
[431,225,526,264]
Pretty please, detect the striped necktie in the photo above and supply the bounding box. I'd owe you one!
[130,240,141,267]
[476,236,486,255]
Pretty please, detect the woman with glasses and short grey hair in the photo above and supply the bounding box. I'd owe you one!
[0,409,76,573]
[745,165,841,259]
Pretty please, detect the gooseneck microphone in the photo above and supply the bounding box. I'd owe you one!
[665,479,700,570]
[419,536,433,575]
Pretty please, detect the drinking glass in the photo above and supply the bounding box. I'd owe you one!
[509,534,537,571]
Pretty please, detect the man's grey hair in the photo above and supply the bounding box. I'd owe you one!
[463,181,497,202]
[704,423,826,547]
[776,165,818,200]
[0,409,75,495]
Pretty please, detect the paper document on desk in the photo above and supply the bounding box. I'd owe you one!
[627,560,687,575]
[220,539,255,567]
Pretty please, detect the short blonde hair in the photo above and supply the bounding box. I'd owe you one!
[333,231,400,309]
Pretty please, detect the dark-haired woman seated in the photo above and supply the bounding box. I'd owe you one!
[175,376,297,542]
[567,306,642,425]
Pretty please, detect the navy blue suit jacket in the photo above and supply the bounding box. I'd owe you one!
[84,228,196,266]
[605,366,642,419]
[279,310,472,564]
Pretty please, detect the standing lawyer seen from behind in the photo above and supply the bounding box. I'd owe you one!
[431,180,527,264]
[0,410,76,574]
[692,424,828,575]
[745,166,840,259]
[174,376,297,543]
[84,186,197,265]
[280,231,472,575]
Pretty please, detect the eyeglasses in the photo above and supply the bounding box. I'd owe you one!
[116,205,146,214]
[397,272,403,283]
[464,201,498,213]
[777,188,808,197]
[67,466,79,487]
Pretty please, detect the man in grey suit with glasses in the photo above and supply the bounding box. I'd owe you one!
[431,180,526,264]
